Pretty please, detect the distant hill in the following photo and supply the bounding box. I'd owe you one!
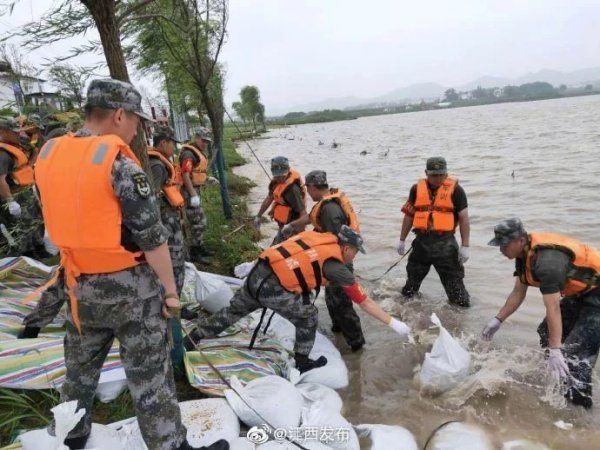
[270,66,600,116]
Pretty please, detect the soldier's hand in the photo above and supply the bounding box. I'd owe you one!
[459,246,470,263]
[7,200,21,217]
[162,293,181,319]
[189,195,200,208]
[388,317,411,340]
[481,317,502,341]
[547,348,570,384]
[397,239,406,256]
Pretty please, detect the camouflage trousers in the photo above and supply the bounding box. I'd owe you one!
[51,264,186,450]
[160,202,186,373]
[0,186,45,258]
[401,233,470,307]
[325,264,365,348]
[196,274,319,356]
[537,288,600,404]
[182,187,206,248]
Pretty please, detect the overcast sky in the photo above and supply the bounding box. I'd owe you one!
[1,0,599,113]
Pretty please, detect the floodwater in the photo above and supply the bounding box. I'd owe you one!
[234,95,600,449]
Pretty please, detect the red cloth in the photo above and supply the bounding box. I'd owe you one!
[342,282,367,304]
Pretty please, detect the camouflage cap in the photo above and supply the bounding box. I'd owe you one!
[488,217,527,246]
[426,156,447,175]
[271,156,290,177]
[153,125,180,143]
[338,224,366,254]
[85,78,153,121]
[305,170,327,186]
[0,116,20,132]
[194,127,213,142]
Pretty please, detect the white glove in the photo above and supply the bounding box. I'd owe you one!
[253,216,261,230]
[43,229,58,256]
[397,239,406,256]
[7,200,21,217]
[548,348,570,384]
[482,317,502,341]
[459,246,470,264]
[189,195,200,208]
[388,317,411,339]
[281,223,294,239]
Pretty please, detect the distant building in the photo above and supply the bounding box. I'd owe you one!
[0,63,63,112]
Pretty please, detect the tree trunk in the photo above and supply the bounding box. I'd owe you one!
[79,0,150,172]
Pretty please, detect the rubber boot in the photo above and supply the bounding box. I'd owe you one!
[177,438,230,449]
[17,326,41,339]
[295,354,328,374]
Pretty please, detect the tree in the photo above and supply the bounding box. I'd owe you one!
[559,84,567,92]
[48,63,92,108]
[502,85,519,98]
[131,0,232,218]
[585,84,594,92]
[4,0,161,166]
[0,43,39,112]
[231,101,247,127]
[443,88,459,102]
[237,85,266,132]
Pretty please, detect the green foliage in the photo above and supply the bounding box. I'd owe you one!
[443,88,459,102]
[271,109,356,125]
[48,63,92,108]
[283,111,306,120]
[0,106,16,116]
[232,85,266,132]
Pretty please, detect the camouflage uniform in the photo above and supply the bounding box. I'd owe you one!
[400,157,470,306]
[42,79,187,450]
[22,269,66,331]
[304,170,365,349]
[537,288,600,405]
[194,260,319,356]
[179,140,208,252]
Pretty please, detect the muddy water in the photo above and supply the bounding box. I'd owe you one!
[234,95,600,449]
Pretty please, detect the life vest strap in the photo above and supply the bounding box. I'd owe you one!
[275,241,321,304]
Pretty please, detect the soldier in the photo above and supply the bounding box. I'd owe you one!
[184,226,411,373]
[483,218,600,409]
[300,169,365,351]
[179,128,211,264]
[34,79,226,450]
[254,156,308,244]
[397,156,471,306]
[0,116,47,258]
[148,126,186,372]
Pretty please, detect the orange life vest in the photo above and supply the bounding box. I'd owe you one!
[269,168,306,225]
[520,232,600,297]
[412,177,457,232]
[35,134,144,333]
[259,230,344,296]
[0,142,34,187]
[309,188,360,233]
[148,149,184,208]
[180,143,208,186]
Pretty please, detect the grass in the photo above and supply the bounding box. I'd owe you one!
[0,126,263,447]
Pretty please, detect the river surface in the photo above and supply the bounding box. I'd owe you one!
[234,95,600,449]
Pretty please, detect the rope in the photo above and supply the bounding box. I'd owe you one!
[423,420,460,449]
[182,327,309,449]
[356,246,413,283]
[224,109,272,180]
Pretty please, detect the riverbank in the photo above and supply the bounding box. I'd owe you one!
[0,127,263,446]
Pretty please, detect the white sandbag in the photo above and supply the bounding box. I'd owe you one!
[225,375,304,430]
[20,424,123,450]
[296,382,343,413]
[419,313,471,393]
[502,440,551,450]
[185,263,234,313]
[96,370,128,403]
[234,261,256,279]
[21,401,86,450]
[301,402,359,450]
[354,424,418,450]
[111,399,240,449]
[426,422,494,450]
[258,440,331,449]
[230,437,257,450]
[297,333,349,389]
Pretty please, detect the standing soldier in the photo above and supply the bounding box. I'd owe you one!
[0,116,45,258]
[397,157,471,306]
[254,156,308,244]
[185,226,411,373]
[483,218,600,408]
[300,170,366,351]
[179,129,211,264]
[148,126,186,372]
[34,78,226,450]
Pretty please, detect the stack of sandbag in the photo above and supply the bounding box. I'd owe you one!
[418,313,471,394]
[181,262,237,313]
